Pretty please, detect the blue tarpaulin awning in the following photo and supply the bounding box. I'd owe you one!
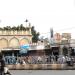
[20,44,29,49]
[19,44,29,54]
[19,49,28,54]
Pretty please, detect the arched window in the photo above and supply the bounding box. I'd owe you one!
[20,38,29,46]
[0,38,8,49]
[9,37,19,48]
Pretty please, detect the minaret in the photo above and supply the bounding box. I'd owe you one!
[50,28,54,45]
[50,28,53,38]
[29,22,32,35]
[24,19,29,35]
[25,19,28,27]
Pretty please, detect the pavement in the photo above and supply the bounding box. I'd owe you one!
[6,63,75,70]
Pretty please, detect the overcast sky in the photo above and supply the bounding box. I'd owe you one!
[0,0,75,38]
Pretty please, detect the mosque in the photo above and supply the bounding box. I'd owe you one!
[0,22,32,57]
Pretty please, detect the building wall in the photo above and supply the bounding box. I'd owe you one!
[54,33,62,43]
[70,39,75,48]
[0,38,8,49]
[0,29,32,51]
[9,37,19,48]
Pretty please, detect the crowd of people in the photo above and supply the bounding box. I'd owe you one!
[1,52,75,74]
[3,55,75,66]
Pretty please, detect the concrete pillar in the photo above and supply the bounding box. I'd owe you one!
[59,45,63,55]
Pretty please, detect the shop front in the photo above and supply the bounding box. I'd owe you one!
[2,49,20,64]
[51,46,59,56]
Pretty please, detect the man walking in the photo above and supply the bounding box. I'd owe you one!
[0,52,5,75]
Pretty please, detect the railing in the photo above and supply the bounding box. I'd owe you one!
[4,55,75,65]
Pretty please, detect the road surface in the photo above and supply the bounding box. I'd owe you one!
[10,70,75,75]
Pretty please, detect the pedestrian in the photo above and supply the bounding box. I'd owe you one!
[37,56,42,64]
[0,52,5,75]
[4,66,11,75]
[66,56,71,66]
[0,52,11,75]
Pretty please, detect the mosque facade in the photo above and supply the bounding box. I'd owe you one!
[0,25,32,52]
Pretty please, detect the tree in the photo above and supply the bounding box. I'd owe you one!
[11,26,17,31]
[16,26,20,31]
[3,26,11,30]
[31,26,40,43]
[19,24,23,30]
[63,46,68,56]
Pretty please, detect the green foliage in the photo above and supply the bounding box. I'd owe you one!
[31,26,40,43]
[63,46,68,56]
[0,24,40,43]
[3,26,11,30]
[0,24,29,31]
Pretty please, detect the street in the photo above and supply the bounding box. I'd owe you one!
[10,70,75,75]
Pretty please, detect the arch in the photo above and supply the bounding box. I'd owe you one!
[9,37,19,48]
[20,38,29,46]
[0,38,8,49]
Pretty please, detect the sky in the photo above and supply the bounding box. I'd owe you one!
[0,0,75,38]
